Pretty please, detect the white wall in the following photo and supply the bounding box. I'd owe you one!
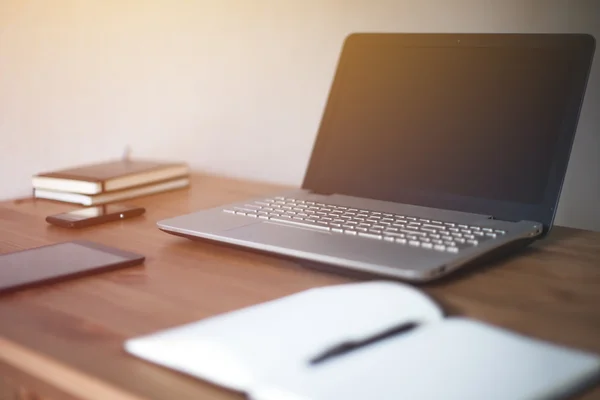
[1,0,598,230]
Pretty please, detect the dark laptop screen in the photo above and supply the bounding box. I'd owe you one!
[303,34,594,225]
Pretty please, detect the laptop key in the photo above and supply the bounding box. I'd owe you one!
[383,232,406,239]
[235,207,257,213]
[358,232,382,240]
[400,229,426,236]
[422,223,443,230]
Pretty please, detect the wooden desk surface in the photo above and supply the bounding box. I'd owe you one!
[1,173,599,400]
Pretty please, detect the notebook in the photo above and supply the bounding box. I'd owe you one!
[34,176,190,205]
[124,282,600,400]
[32,159,189,195]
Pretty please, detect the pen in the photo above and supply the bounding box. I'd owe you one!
[309,321,419,365]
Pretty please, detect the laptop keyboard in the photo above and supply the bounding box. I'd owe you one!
[223,197,507,253]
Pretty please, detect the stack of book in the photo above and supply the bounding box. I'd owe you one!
[32,159,190,206]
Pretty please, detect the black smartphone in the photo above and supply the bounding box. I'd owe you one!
[46,204,146,228]
[0,240,144,294]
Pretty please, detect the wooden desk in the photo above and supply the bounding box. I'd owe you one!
[1,173,599,400]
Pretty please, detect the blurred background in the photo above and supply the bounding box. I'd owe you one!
[0,0,598,230]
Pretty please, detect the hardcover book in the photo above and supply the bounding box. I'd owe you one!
[32,159,189,195]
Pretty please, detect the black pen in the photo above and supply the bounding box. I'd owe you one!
[309,321,420,365]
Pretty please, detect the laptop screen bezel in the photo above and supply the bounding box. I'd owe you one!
[301,33,595,233]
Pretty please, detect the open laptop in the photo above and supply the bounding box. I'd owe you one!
[158,33,595,282]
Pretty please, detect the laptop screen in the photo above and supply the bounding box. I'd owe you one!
[303,34,594,226]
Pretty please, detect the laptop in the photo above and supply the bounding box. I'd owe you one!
[158,33,595,282]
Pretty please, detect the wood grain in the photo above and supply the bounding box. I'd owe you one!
[0,173,599,399]
[0,336,142,400]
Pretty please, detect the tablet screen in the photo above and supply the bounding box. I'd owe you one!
[0,241,144,293]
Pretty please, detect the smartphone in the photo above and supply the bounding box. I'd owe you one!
[0,240,145,295]
[46,204,145,228]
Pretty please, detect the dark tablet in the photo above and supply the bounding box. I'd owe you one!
[0,240,145,294]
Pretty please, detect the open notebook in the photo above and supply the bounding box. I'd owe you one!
[124,282,600,399]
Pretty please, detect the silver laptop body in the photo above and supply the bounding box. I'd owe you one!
[158,33,595,282]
